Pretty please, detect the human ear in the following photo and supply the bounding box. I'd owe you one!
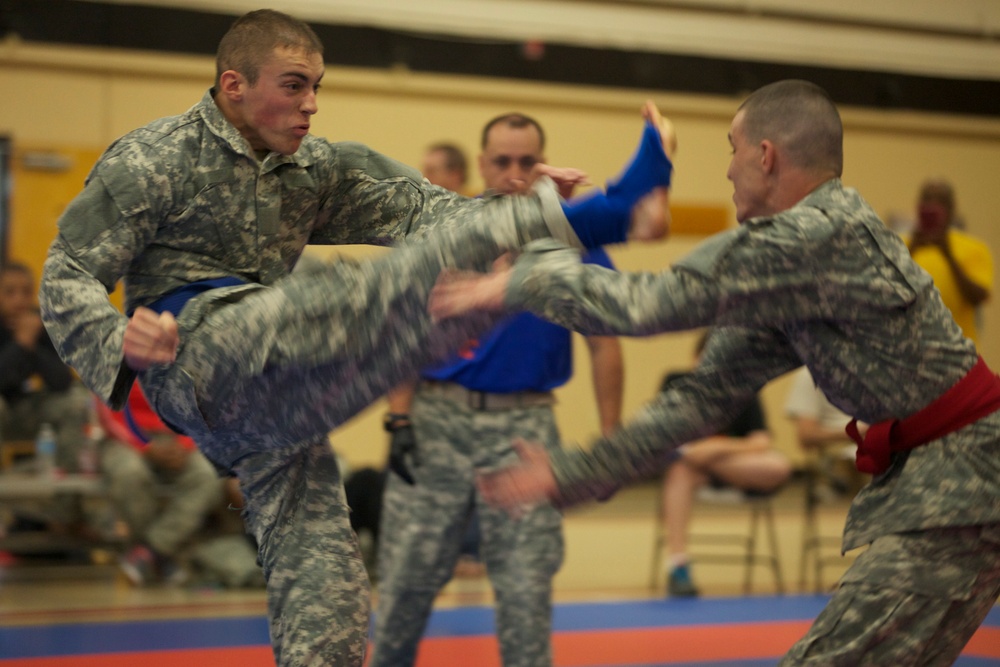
[760,140,776,174]
[218,70,244,101]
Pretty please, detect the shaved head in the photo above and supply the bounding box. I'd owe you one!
[737,80,843,177]
[215,9,323,88]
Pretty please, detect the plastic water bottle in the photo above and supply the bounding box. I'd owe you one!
[35,423,57,478]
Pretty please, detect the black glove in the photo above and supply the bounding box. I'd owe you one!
[385,414,419,485]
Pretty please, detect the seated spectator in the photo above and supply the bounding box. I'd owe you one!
[0,261,91,538]
[784,365,866,500]
[97,386,224,586]
[186,476,265,590]
[659,331,792,597]
[0,261,90,476]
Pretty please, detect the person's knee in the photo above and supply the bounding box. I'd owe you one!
[103,446,154,491]
[726,453,792,492]
[666,459,705,487]
[180,450,224,486]
[758,455,794,490]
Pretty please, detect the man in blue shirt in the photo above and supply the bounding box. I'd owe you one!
[370,113,624,667]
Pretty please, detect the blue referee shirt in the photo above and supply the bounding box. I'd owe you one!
[421,248,615,393]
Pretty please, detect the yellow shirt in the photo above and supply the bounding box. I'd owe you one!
[908,229,994,347]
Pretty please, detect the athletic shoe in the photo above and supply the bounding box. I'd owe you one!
[118,545,155,586]
[667,563,699,598]
[158,556,190,587]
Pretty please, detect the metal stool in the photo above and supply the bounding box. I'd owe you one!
[650,485,785,595]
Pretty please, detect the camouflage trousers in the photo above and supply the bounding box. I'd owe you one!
[100,440,223,556]
[0,383,90,473]
[137,199,566,667]
[371,387,565,667]
[234,442,369,667]
[781,523,1000,666]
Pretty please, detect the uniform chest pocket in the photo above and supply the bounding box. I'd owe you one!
[175,169,256,255]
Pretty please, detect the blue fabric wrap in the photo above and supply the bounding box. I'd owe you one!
[562,121,672,247]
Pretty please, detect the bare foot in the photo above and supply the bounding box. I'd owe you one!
[629,187,671,241]
[642,100,678,159]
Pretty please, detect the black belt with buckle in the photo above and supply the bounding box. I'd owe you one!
[421,380,555,411]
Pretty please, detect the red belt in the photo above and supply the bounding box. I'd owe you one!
[847,356,1000,475]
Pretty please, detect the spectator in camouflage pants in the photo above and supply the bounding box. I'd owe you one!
[97,386,224,586]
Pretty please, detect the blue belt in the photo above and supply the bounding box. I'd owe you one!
[140,276,247,318]
[124,277,247,443]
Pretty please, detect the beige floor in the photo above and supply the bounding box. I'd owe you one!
[438,477,859,606]
[0,475,859,624]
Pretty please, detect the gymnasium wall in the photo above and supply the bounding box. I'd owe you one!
[2,41,999,469]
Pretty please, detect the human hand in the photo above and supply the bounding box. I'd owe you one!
[910,196,952,255]
[530,164,591,200]
[123,307,179,371]
[476,439,557,518]
[909,227,951,256]
[387,423,420,485]
[11,311,44,349]
[429,254,513,321]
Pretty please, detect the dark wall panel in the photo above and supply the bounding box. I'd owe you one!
[2,0,997,117]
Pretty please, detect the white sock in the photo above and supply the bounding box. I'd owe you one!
[668,554,689,571]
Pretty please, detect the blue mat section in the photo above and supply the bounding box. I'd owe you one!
[424,595,835,637]
[1,596,997,660]
[423,594,1000,637]
[0,616,270,659]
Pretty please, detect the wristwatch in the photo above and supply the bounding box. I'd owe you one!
[383,412,411,432]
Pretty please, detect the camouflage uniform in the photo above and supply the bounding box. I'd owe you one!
[100,436,223,558]
[373,247,615,667]
[502,178,1000,665]
[372,393,564,667]
[39,91,587,667]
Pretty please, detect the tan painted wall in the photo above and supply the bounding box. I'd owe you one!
[2,43,999,472]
